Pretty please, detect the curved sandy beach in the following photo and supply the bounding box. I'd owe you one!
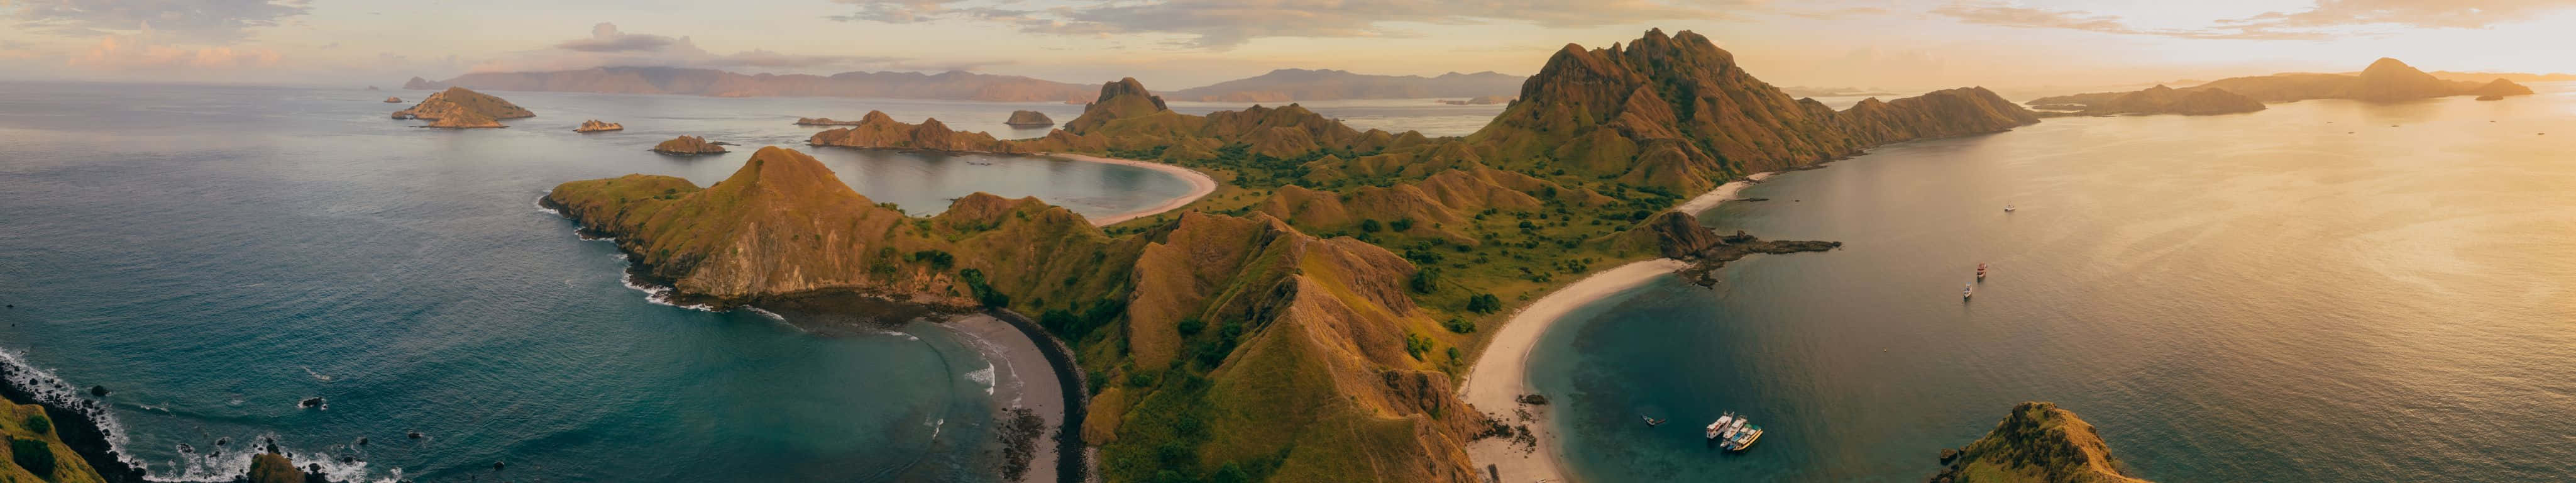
[1459,172,1776,482]
[1047,153,1218,226]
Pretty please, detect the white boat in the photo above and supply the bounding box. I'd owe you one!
[2003,204,2016,212]
[1706,413,1735,440]
[1962,284,1974,299]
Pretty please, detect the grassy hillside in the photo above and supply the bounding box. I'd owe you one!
[1930,402,2150,483]
[0,396,106,483]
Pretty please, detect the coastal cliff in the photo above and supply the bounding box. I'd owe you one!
[2029,85,2265,116]
[390,87,533,129]
[1929,402,2150,483]
[409,67,1095,102]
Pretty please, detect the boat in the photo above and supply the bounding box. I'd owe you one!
[1962,284,1974,300]
[1977,263,1988,280]
[2003,204,2016,213]
[1644,416,1665,427]
[1729,424,1764,451]
[1706,413,1735,440]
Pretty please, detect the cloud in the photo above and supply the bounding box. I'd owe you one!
[4,0,310,42]
[2219,0,2576,30]
[65,21,280,70]
[1929,3,2333,40]
[466,22,994,74]
[554,23,677,52]
[831,0,1733,48]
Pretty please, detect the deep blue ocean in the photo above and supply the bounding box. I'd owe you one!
[1538,84,2576,482]
[0,82,1280,482]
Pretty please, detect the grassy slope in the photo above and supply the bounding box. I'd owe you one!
[1937,402,2150,483]
[0,397,106,483]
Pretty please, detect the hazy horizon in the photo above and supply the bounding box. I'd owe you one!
[4,1,2573,93]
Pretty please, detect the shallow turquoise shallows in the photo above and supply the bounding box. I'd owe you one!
[0,82,1247,482]
[1537,84,2576,482]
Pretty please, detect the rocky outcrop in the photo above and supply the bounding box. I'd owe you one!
[651,136,727,155]
[1466,28,2037,194]
[575,119,624,133]
[1004,110,1054,127]
[806,111,1021,152]
[247,452,304,483]
[2029,85,2265,116]
[381,96,401,103]
[1610,211,1840,285]
[390,87,532,129]
[1167,68,1524,102]
[1927,402,2150,483]
[414,67,1095,102]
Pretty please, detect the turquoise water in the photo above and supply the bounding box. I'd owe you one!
[0,82,1220,481]
[1537,86,2576,481]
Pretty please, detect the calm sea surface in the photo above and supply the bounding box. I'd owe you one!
[0,82,1470,482]
[1539,84,2576,482]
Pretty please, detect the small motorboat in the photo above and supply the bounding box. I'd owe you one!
[1644,416,1665,427]
[2003,204,2016,213]
[1976,263,1988,280]
[1962,284,1974,300]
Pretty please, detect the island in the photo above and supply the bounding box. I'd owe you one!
[389,87,534,129]
[381,96,401,103]
[1165,68,1525,102]
[405,67,1097,103]
[1928,402,2152,483]
[547,28,2063,483]
[2032,58,2533,107]
[650,135,727,155]
[1005,110,1054,128]
[795,117,866,126]
[2027,85,2265,116]
[575,119,624,133]
[1438,95,1513,105]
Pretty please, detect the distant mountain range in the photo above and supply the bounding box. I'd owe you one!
[403,67,1098,103]
[2028,58,2533,108]
[405,67,1531,103]
[1160,69,1525,102]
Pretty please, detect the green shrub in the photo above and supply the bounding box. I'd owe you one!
[1404,333,1434,360]
[21,414,47,435]
[1442,318,1475,333]
[1390,218,1414,232]
[9,436,53,477]
[1359,218,1383,233]
[1176,318,1206,336]
[1466,293,1503,314]
[1409,267,1441,294]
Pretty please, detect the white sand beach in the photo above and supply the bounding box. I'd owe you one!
[1047,153,1219,226]
[1459,172,1779,482]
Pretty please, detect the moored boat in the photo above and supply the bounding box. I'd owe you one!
[1729,425,1764,451]
[1706,413,1735,440]
[1962,284,1974,299]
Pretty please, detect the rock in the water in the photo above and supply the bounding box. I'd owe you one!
[1939,447,1960,463]
[87,385,107,397]
[2477,94,2504,101]
[406,431,422,440]
[355,436,367,446]
[247,453,304,483]
[298,397,324,408]
[1516,394,1549,405]
[1003,109,1054,127]
[493,461,506,470]
[575,119,624,133]
[795,117,866,126]
[651,135,728,155]
[382,96,402,103]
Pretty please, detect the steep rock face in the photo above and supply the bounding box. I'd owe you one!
[390,87,533,129]
[1467,29,2035,194]
[575,119,624,133]
[2029,85,2265,116]
[1005,109,1055,127]
[1928,402,2150,483]
[1166,68,1525,102]
[806,111,1022,152]
[651,136,727,155]
[414,67,1096,102]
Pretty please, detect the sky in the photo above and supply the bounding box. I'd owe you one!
[2,0,2572,92]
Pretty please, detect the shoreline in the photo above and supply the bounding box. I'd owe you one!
[1043,153,1218,226]
[1458,172,1778,482]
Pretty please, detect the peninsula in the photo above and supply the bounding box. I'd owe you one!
[2031,58,2533,107]
[549,28,2056,483]
[1929,402,2153,483]
[2029,85,2265,116]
